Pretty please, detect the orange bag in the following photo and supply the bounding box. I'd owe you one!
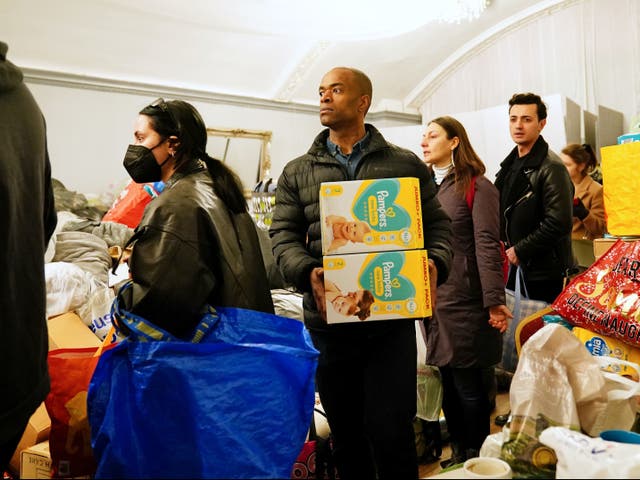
[552,239,640,349]
[102,181,164,228]
[44,329,115,478]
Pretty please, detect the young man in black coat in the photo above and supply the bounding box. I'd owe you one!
[495,92,574,304]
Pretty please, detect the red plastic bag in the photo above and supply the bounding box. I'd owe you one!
[45,331,115,478]
[552,239,640,349]
[102,181,163,228]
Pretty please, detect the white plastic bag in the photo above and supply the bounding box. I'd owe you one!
[45,262,100,318]
[500,324,607,478]
[583,357,640,437]
[76,287,115,341]
[539,426,640,478]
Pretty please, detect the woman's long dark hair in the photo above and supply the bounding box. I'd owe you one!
[561,143,597,178]
[140,99,248,214]
[429,116,486,196]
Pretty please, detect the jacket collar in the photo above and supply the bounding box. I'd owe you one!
[165,159,207,188]
[307,123,389,157]
[500,135,549,171]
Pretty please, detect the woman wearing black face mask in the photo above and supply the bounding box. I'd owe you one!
[118,98,274,338]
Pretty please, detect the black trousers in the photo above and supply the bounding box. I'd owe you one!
[439,365,494,453]
[310,322,418,480]
[0,416,29,472]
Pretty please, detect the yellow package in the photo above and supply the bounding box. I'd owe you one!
[572,326,640,380]
[323,249,431,324]
[601,142,640,236]
[320,177,424,255]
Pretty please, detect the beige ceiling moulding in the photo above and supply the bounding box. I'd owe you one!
[22,67,422,123]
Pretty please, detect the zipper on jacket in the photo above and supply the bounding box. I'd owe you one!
[503,190,532,247]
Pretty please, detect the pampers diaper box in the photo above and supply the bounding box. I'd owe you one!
[320,178,423,255]
[323,249,431,324]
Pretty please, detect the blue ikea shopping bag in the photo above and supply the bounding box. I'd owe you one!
[88,282,318,479]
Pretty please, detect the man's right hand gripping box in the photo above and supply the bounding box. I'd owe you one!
[320,177,424,255]
[323,249,432,324]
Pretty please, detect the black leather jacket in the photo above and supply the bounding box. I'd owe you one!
[495,136,574,282]
[123,162,274,338]
[270,125,453,331]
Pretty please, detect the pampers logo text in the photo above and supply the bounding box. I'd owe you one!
[372,261,401,298]
[368,190,395,228]
[360,251,415,301]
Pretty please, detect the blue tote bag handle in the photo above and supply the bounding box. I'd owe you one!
[111,281,219,343]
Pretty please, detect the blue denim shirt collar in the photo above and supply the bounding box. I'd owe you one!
[326,131,371,179]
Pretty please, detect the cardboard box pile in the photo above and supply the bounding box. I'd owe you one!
[320,177,431,324]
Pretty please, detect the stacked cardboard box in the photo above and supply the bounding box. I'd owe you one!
[319,178,431,324]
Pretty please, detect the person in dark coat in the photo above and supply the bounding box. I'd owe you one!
[421,116,512,466]
[117,98,274,339]
[494,93,574,303]
[0,41,57,470]
[492,92,574,428]
[270,66,453,480]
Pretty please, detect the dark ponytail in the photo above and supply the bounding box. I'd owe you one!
[201,153,248,214]
[144,98,248,214]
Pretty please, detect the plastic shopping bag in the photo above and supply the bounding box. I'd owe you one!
[501,266,549,373]
[500,324,606,479]
[88,283,319,479]
[539,427,640,479]
[552,239,640,349]
[45,329,115,478]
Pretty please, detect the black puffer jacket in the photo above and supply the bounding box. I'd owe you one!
[1,42,57,441]
[495,136,574,282]
[270,125,453,331]
[122,162,274,338]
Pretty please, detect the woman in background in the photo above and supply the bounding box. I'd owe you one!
[560,143,606,240]
[119,98,274,338]
[420,116,512,467]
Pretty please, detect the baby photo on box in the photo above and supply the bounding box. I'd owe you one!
[323,250,431,324]
[320,178,424,255]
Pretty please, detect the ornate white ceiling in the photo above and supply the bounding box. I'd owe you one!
[0,0,566,114]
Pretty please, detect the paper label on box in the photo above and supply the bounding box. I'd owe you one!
[323,250,431,323]
[21,441,51,479]
[320,178,424,255]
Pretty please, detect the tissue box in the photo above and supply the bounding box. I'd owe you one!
[323,249,431,324]
[320,177,423,255]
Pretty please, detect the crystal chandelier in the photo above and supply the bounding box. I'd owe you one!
[439,0,491,23]
[294,0,491,40]
[189,0,491,42]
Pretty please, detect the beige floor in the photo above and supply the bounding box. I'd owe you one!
[418,391,510,478]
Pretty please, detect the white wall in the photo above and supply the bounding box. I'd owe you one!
[27,82,323,198]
